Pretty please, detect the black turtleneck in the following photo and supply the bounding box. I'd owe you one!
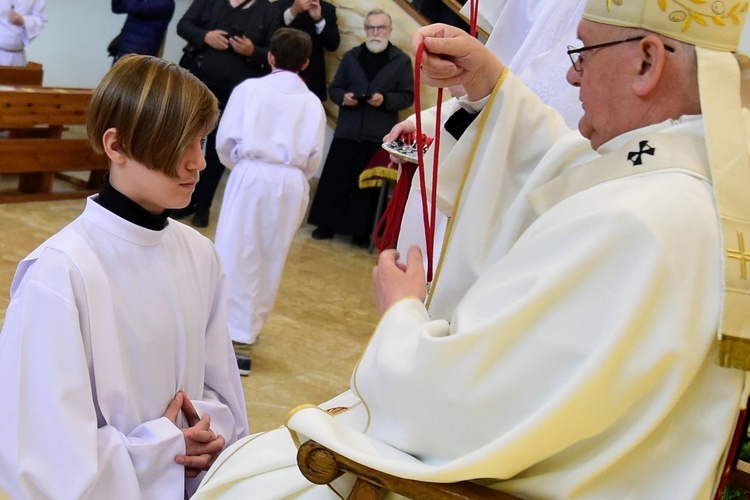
[358,43,392,82]
[94,174,171,231]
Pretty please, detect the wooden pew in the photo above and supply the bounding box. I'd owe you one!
[0,85,108,203]
[0,61,43,86]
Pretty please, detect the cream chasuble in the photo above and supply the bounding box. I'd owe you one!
[195,73,745,499]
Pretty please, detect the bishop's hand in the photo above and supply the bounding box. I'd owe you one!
[372,246,427,315]
[413,23,504,100]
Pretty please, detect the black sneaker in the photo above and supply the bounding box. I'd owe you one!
[192,212,210,228]
[233,341,253,376]
[236,354,251,376]
[311,227,334,240]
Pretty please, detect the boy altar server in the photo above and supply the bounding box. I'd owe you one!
[214,27,326,373]
[0,55,248,499]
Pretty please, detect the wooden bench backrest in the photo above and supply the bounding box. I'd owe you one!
[0,86,92,128]
[0,84,109,203]
[0,62,43,86]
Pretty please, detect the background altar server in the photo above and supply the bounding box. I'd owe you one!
[0,0,46,66]
[0,55,248,499]
[214,28,326,373]
[174,0,281,228]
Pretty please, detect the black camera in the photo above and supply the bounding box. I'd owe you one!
[230,26,244,38]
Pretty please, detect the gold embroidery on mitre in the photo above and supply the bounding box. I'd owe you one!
[727,231,750,280]
[587,0,748,51]
[659,0,749,32]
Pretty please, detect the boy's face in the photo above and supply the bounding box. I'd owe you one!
[114,135,207,214]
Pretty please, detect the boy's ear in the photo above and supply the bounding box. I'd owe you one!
[102,128,126,165]
[301,58,310,72]
[268,52,275,68]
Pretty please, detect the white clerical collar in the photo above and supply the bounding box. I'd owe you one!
[597,115,703,155]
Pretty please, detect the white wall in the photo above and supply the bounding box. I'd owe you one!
[25,0,192,88]
[22,0,750,89]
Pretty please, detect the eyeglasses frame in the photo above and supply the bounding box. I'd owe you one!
[364,24,392,34]
[567,36,675,72]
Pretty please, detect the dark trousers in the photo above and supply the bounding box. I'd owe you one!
[307,138,383,237]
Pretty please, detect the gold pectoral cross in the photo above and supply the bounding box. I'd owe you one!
[727,231,750,280]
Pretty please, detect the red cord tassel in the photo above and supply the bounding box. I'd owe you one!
[373,161,418,251]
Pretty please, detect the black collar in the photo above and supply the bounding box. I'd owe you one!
[94,174,171,231]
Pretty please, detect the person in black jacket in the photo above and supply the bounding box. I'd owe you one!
[111,0,175,63]
[274,0,339,102]
[174,0,280,228]
[307,9,414,248]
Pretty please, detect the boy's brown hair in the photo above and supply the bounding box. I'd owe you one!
[270,28,312,73]
[87,55,219,178]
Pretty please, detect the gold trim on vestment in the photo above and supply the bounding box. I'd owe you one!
[426,68,509,309]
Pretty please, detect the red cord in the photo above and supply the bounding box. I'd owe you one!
[374,5,481,282]
[373,161,417,251]
[414,43,443,283]
[469,0,479,37]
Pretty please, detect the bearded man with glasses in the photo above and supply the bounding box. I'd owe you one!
[307,9,414,249]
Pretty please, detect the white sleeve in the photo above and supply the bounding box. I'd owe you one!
[21,0,47,44]
[300,105,327,179]
[192,250,249,445]
[353,180,723,479]
[215,85,246,170]
[0,251,186,500]
[283,7,295,25]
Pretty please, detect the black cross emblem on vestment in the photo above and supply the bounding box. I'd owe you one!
[627,140,656,166]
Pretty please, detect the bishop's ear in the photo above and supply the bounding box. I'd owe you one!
[632,35,668,97]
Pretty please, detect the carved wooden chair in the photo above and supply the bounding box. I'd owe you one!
[298,398,750,500]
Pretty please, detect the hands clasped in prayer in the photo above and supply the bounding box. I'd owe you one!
[164,392,225,478]
[8,8,23,27]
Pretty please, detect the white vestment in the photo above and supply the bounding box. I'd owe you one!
[194,70,746,499]
[0,199,248,499]
[214,70,325,345]
[0,0,46,66]
[396,0,585,268]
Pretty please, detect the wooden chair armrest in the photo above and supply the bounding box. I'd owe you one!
[297,440,520,500]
